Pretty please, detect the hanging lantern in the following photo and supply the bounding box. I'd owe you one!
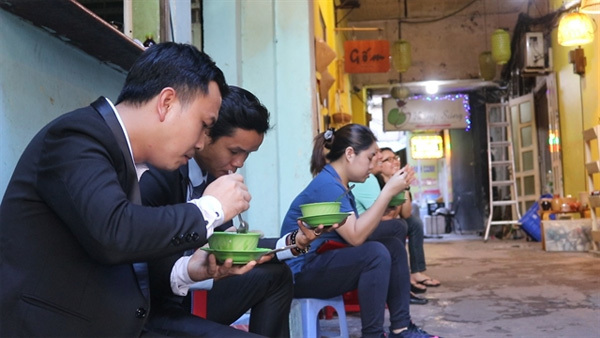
[391,40,411,73]
[580,0,600,14]
[478,51,496,81]
[491,29,511,64]
[557,12,595,46]
[391,86,411,99]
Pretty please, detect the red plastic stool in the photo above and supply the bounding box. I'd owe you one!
[343,290,360,313]
[323,306,336,319]
[191,290,207,318]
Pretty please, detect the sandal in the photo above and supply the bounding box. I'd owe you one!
[411,283,427,294]
[416,278,441,287]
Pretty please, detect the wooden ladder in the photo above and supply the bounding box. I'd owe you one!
[583,125,600,253]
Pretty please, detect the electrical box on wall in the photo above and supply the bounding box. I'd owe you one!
[525,32,545,68]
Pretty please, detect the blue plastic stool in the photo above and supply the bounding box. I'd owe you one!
[295,296,349,338]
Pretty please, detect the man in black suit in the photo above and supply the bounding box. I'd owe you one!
[140,86,318,337]
[0,43,264,337]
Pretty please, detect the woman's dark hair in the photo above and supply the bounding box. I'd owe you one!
[310,124,377,176]
[375,173,386,189]
[209,86,271,142]
[116,42,229,106]
[397,148,407,166]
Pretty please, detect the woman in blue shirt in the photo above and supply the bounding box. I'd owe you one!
[280,124,438,338]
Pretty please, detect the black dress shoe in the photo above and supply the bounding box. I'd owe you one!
[410,292,428,305]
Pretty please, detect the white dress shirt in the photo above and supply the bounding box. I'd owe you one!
[170,160,222,295]
[168,160,296,294]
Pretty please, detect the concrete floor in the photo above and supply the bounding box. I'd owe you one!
[319,234,600,337]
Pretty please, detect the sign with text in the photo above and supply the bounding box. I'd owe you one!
[383,94,470,131]
[344,40,390,73]
[411,135,444,159]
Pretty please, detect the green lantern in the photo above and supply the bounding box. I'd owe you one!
[491,29,511,64]
[479,51,496,80]
[391,40,411,73]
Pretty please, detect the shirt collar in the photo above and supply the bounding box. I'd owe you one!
[323,164,359,215]
[323,164,341,182]
[188,158,208,187]
[103,97,148,180]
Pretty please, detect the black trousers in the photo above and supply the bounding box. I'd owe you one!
[147,262,293,338]
[293,219,411,338]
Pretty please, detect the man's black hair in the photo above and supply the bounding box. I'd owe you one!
[209,86,271,141]
[116,42,228,105]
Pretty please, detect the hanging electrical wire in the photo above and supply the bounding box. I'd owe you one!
[499,9,566,81]
[336,7,356,26]
[399,0,479,24]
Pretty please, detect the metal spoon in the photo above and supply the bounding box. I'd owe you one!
[263,244,296,255]
[237,213,249,233]
[227,170,250,233]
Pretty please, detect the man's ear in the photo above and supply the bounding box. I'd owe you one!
[157,87,176,122]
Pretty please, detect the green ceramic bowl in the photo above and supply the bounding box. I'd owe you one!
[298,212,351,228]
[300,202,341,217]
[208,232,260,251]
[388,191,406,207]
[202,248,271,264]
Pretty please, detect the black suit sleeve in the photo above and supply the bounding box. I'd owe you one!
[140,165,186,207]
[35,112,207,264]
[140,166,200,303]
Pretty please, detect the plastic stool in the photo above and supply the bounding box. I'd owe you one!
[342,290,360,313]
[191,290,207,318]
[295,296,349,338]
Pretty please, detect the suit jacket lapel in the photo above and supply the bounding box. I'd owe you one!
[91,97,141,204]
[92,97,149,299]
[179,164,190,203]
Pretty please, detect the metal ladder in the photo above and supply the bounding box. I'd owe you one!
[484,103,522,241]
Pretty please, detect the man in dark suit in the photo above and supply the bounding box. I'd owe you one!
[140,86,317,337]
[0,43,263,337]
